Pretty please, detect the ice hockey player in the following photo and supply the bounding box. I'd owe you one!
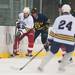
[13,7,34,57]
[58,3,74,64]
[47,27,73,64]
[31,8,50,52]
[38,4,75,71]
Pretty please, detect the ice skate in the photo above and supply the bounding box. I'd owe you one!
[13,50,19,56]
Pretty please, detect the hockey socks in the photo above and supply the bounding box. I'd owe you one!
[38,51,54,71]
[59,52,72,71]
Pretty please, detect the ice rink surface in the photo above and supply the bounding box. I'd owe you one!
[0,57,75,75]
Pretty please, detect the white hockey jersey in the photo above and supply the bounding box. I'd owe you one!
[49,14,75,45]
[18,13,34,29]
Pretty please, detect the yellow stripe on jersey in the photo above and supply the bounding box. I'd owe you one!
[49,31,75,42]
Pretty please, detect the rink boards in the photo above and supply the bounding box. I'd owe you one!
[0,26,75,58]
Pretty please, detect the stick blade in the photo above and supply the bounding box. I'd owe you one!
[19,67,23,71]
[19,66,25,71]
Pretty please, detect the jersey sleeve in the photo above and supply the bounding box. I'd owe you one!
[25,16,34,29]
[52,17,59,33]
[48,18,59,41]
[42,14,48,24]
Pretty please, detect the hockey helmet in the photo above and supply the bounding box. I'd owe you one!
[61,4,71,13]
[31,8,37,13]
[23,7,30,14]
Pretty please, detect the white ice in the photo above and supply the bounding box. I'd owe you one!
[0,57,75,75]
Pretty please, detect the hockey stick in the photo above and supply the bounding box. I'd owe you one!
[11,48,44,71]
[19,48,44,71]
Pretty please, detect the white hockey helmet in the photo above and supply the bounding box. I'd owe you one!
[23,7,30,14]
[61,4,71,13]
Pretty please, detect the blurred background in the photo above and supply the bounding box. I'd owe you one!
[0,0,75,26]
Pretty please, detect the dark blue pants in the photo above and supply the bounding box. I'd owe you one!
[50,41,74,54]
[34,29,48,51]
[34,29,48,44]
